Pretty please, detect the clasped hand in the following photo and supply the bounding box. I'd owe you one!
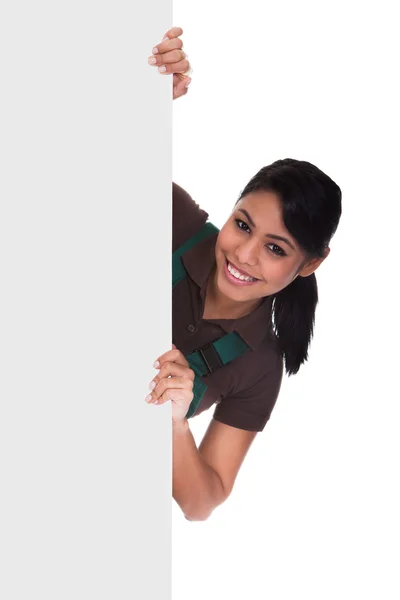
[145,344,195,423]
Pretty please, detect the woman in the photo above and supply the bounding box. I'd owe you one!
[146,27,342,521]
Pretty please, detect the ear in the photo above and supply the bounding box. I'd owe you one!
[298,247,330,278]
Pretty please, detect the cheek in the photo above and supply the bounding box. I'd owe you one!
[215,228,232,256]
[261,260,298,283]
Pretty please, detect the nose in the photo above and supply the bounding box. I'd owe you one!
[235,238,259,267]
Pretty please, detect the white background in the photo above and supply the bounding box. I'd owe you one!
[172,2,400,599]
[0,3,172,599]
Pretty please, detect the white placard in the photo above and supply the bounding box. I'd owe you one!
[0,4,172,599]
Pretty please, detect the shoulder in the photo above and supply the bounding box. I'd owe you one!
[173,183,209,251]
[242,336,284,402]
[223,332,283,398]
[213,336,284,433]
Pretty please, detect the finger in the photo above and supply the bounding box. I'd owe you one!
[162,26,183,41]
[148,49,187,67]
[152,376,193,401]
[157,58,190,75]
[157,388,194,407]
[151,362,194,387]
[155,348,189,368]
[152,37,183,57]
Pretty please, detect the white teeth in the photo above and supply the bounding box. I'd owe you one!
[227,262,256,282]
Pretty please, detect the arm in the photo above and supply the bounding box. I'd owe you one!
[147,345,258,521]
[173,418,257,521]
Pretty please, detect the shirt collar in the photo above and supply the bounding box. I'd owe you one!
[181,231,274,350]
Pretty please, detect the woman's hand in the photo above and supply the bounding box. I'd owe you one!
[145,344,195,423]
[148,27,192,100]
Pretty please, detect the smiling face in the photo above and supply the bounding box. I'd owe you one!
[211,190,328,315]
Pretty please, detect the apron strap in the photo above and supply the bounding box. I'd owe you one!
[172,222,219,289]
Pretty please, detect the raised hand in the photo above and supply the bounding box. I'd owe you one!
[148,27,192,100]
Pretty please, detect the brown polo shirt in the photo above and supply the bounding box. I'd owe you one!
[172,183,284,432]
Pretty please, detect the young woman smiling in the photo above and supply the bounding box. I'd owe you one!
[146,27,342,522]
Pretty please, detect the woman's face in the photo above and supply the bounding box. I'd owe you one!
[213,190,324,306]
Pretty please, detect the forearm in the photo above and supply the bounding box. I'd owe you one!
[172,419,226,521]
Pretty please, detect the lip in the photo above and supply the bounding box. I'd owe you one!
[227,260,257,279]
[223,259,260,286]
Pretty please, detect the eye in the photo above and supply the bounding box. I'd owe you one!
[235,219,287,257]
[266,243,286,257]
[235,218,250,232]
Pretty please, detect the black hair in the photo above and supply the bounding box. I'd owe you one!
[236,158,342,375]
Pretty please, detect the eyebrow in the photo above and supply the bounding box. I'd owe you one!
[238,209,296,251]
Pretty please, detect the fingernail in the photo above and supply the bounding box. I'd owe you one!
[158,66,166,73]
[154,400,159,405]
[153,361,160,369]
[185,78,192,88]
[148,57,157,65]
[152,47,159,54]
[163,36,169,41]
[149,381,156,391]
[145,394,152,402]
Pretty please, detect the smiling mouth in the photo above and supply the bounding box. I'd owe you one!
[225,259,259,283]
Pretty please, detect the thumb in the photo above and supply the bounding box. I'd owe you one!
[174,76,191,99]
[181,76,191,90]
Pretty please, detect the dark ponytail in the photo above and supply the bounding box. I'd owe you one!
[237,158,342,376]
[273,274,318,375]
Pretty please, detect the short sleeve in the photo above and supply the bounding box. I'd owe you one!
[212,352,284,432]
[173,183,209,251]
